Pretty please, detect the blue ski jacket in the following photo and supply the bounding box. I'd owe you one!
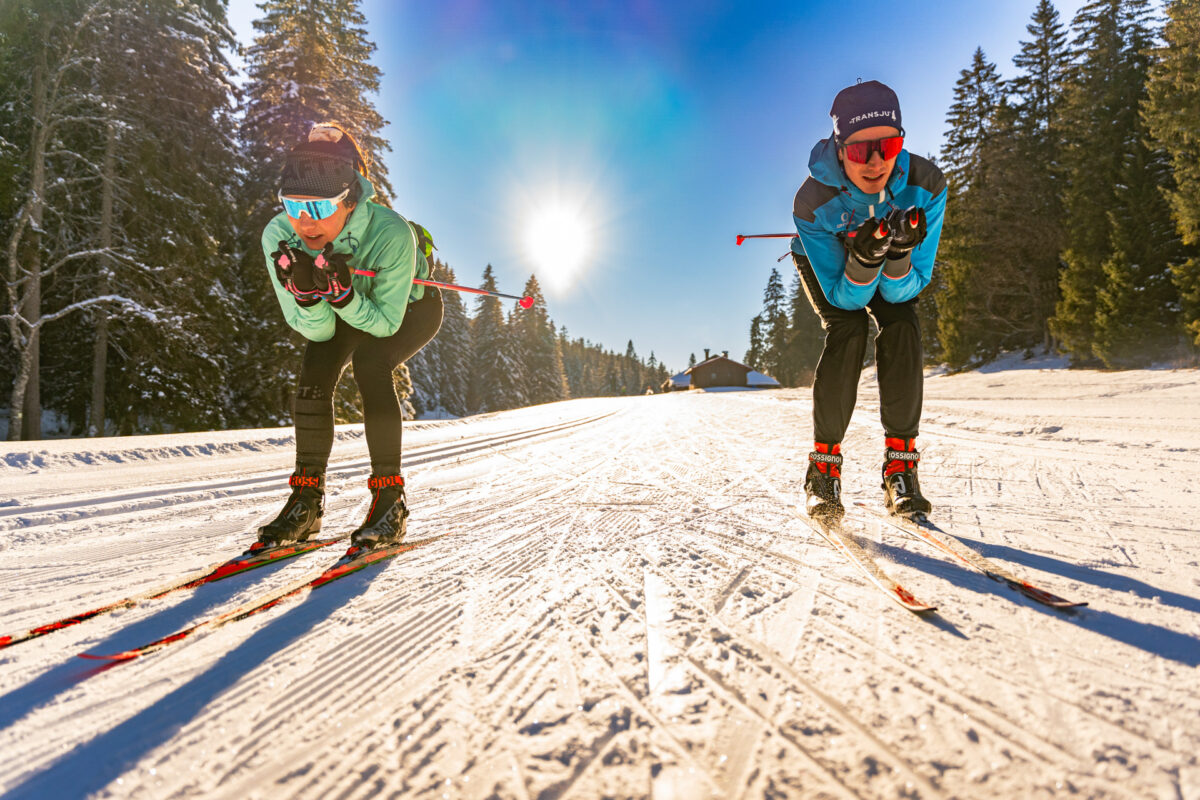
[791,137,947,310]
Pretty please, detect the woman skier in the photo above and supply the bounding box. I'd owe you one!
[256,123,442,549]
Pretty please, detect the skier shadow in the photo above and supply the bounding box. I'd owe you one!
[871,539,1200,667]
[0,562,291,731]
[0,566,373,800]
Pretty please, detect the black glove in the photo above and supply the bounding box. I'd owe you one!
[885,206,927,257]
[270,241,321,306]
[846,216,894,268]
[314,244,355,309]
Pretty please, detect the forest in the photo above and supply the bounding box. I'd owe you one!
[4,1,1198,436]
[744,0,1200,384]
[0,0,670,440]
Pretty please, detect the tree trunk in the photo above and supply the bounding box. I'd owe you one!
[7,50,47,441]
[89,119,117,437]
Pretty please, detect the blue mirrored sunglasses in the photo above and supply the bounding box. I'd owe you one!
[279,188,350,221]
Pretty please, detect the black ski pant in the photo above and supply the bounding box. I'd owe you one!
[292,288,443,476]
[793,253,922,446]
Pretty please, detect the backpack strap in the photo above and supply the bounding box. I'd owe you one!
[407,220,436,271]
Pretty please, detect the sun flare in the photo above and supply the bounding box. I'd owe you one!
[524,204,592,292]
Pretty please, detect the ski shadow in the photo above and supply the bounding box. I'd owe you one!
[0,551,348,734]
[808,525,968,639]
[870,538,1200,667]
[1,568,374,800]
[920,609,969,639]
[0,562,293,732]
[967,538,1200,618]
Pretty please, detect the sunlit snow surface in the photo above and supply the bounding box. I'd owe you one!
[1,363,1199,799]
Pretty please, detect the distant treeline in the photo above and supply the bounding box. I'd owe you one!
[405,262,670,420]
[0,0,668,440]
[748,0,1200,377]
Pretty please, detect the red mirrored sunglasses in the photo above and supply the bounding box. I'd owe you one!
[842,135,904,164]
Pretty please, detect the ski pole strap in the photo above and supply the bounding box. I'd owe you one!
[884,448,920,463]
[809,451,844,466]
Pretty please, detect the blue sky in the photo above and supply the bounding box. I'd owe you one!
[229,0,1087,373]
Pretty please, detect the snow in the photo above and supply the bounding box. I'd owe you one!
[746,370,781,387]
[1,366,1199,799]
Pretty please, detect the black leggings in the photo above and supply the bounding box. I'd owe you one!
[794,253,923,444]
[292,289,443,475]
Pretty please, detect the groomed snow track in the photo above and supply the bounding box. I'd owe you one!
[1,372,1198,799]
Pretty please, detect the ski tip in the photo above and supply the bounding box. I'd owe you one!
[897,593,938,614]
[0,636,13,649]
[78,651,139,662]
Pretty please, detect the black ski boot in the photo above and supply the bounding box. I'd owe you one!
[350,474,409,549]
[805,443,844,523]
[256,468,325,549]
[882,437,932,517]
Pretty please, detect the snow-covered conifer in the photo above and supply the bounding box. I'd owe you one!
[511,275,567,406]
[468,265,524,413]
[234,0,392,425]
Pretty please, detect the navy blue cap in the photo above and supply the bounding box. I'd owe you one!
[830,80,902,143]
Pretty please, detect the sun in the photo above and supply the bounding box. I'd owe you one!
[524,203,592,292]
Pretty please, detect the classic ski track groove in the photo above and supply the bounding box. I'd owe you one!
[0,412,614,527]
[0,415,614,610]
[0,502,363,595]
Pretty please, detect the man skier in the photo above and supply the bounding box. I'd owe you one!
[790,80,947,522]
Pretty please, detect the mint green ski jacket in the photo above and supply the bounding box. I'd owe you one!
[261,174,428,341]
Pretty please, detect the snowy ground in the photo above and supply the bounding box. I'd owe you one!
[1,362,1198,800]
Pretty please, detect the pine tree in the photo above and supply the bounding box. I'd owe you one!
[2,0,114,439]
[744,315,765,370]
[1012,0,1069,137]
[622,340,643,394]
[406,259,468,418]
[1143,0,1200,347]
[393,361,416,420]
[1009,0,1070,350]
[1052,0,1170,364]
[468,265,523,412]
[937,47,1003,367]
[785,270,823,385]
[511,275,567,406]
[941,48,1004,186]
[86,0,240,435]
[434,263,471,415]
[759,268,789,381]
[1,0,240,438]
[1092,102,1186,364]
[234,0,392,425]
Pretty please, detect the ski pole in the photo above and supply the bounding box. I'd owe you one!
[736,233,796,245]
[413,278,534,309]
